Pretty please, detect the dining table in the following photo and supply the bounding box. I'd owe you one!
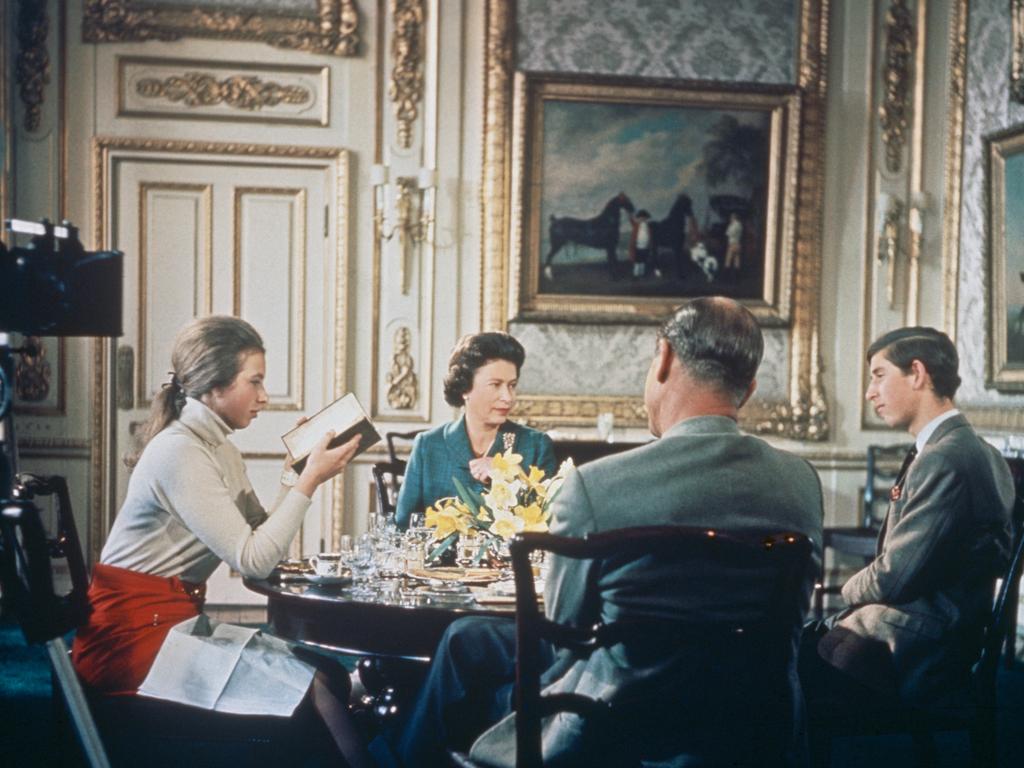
[243,571,516,662]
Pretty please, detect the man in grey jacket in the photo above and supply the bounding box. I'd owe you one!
[805,327,1014,717]
[378,297,824,768]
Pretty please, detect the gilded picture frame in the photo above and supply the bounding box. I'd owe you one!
[82,0,360,57]
[985,123,1024,391]
[509,73,800,325]
[480,0,830,439]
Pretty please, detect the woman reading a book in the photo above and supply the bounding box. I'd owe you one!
[395,331,556,529]
[72,315,373,768]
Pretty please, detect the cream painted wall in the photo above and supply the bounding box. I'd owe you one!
[3,1,1021,609]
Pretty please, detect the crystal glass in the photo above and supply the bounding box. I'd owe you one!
[345,533,377,598]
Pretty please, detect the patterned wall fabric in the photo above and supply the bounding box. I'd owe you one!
[517,0,798,84]
[514,0,798,399]
[150,0,318,10]
[958,0,1024,404]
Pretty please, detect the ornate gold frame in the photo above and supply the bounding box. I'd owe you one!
[1013,0,1024,104]
[984,122,1024,392]
[82,0,360,57]
[480,0,830,440]
[509,73,800,325]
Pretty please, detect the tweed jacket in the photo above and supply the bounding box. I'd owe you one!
[395,414,556,529]
[819,414,1014,705]
[469,415,824,767]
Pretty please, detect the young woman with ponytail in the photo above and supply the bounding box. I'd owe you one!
[72,315,372,767]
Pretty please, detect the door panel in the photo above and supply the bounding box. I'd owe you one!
[107,149,338,604]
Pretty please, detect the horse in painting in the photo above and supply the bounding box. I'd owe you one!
[650,193,699,279]
[543,192,635,279]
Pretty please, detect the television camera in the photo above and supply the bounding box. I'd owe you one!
[0,218,122,767]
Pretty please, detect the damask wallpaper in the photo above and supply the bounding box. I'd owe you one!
[513,0,798,399]
[516,0,797,83]
[958,0,1024,405]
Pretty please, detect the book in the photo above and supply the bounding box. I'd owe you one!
[281,393,381,473]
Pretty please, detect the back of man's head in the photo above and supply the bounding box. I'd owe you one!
[660,297,764,405]
[866,326,961,400]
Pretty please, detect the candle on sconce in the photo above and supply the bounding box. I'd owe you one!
[370,164,389,187]
[417,168,438,190]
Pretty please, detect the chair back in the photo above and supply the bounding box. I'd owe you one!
[372,461,406,521]
[507,527,814,768]
[974,473,1024,698]
[0,474,91,643]
[862,443,914,527]
[385,429,425,465]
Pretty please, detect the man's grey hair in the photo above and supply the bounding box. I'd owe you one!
[659,297,763,405]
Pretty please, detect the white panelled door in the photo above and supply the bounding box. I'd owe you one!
[104,144,343,604]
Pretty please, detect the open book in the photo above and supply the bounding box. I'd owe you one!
[281,393,381,473]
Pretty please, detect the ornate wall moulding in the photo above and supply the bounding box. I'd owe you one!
[13,336,65,416]
[389,0,425,149]
[386,326,418,409]
[1013,0,1024,104]
[119,57,328,125]
[879,0,913,174]
[83,0,360,57]
[16,0,50,133]
[482,0,830,440]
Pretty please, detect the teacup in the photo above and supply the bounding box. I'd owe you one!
[310,552,343,577]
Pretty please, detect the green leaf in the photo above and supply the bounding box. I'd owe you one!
[471,538,490,565]
[427,531,458,563]
[452,476,485,515]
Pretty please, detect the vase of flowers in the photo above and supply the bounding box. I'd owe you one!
[424,450,574,565]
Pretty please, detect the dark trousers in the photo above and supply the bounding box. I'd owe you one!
[378,615,540,768]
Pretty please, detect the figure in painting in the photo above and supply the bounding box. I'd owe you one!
[724,212,743,276]
[628,209,654,278]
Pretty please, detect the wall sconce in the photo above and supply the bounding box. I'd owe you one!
[875,192,904,308]
[371,164,436,295]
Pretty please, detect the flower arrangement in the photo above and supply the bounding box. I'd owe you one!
[425,450,574,564]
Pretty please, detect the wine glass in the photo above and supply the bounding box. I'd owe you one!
[345,533,377,598]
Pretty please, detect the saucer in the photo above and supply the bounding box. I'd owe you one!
[304,573,351,586]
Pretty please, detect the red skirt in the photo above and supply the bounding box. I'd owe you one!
[72,564,205,694]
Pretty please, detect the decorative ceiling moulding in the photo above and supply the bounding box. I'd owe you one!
[82,0,360,57]
[389,0,425,149]
[878,0,913,175]
[16,0,50,133]
[480,0,830,442]
[119,57,328,125]
[1013,0,1024,104]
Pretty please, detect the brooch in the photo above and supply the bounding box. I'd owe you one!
[890,484,903,501]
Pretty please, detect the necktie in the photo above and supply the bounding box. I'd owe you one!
[889,445,917,501]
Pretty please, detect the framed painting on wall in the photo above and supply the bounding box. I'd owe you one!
[508,73,801,325]
[986,122,1024,391]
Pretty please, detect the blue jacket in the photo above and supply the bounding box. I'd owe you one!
[394,415,556,529]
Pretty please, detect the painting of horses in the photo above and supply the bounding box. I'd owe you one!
[512,74,800,323]
[986,123,1024,390]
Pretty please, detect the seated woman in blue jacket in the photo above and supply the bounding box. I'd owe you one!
[395,332,556,529]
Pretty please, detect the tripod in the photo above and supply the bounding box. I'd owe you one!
[0,335,111,768]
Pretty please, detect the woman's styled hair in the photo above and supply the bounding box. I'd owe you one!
[442,332,525,407]
[124,315,264,467]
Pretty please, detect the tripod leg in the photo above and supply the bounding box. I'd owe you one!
[46,637,111,768]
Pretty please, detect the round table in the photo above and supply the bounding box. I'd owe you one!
[244,576,512,662]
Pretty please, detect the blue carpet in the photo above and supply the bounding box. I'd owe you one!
[4,618,1024,767]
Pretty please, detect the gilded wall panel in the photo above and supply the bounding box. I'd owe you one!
[118,57,329,126]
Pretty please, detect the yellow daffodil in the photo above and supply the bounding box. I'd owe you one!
[489,451,523,483]
[483,478,521,512]
[490,508,526,539]
[515,503,549,532]
[526,465,547,489]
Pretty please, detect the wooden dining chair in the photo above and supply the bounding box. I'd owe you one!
[809,519,1024,767]
[814,443,912,618]
[372,460,407,521]
[450,526,814,768]
[385,429,425,465]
